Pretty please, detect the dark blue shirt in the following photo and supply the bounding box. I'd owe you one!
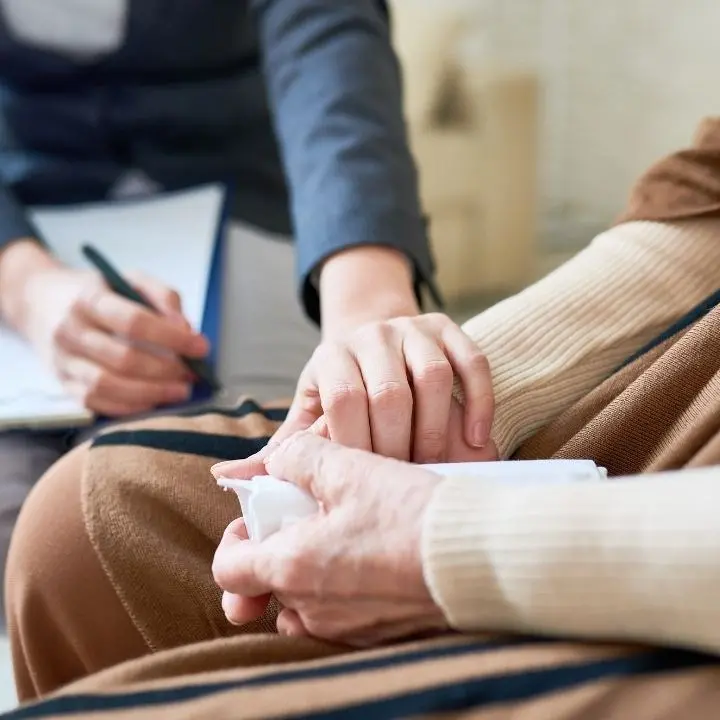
[0,0,438,322]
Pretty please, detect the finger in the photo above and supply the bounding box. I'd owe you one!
[211,448,272,481]
[445,400,500,462]
[210,426,296,480]
[441,325,495,448]
[75,285,209,358]
[211,361,328,481]
[352,327,413,460]
[62,379,146,417]
[264,432,377,505]
[276,609,309,638]
[212,519,274,597]
[60,356,191,414]
[222,591,270,626]
[55,317,190,382]
[403,329,454,464]
[125,271,186,322]
[314,344,371,451]
[308,415,329,439]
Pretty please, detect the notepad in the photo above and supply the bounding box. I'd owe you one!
[0,184,226,430]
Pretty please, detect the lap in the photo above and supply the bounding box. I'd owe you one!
[8,304,720,708]
[7,401,289,698]
[0,430,78,618]
[13,635,720,720]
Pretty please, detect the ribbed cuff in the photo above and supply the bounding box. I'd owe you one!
[421,469,720,653]
[453,219,720,457]
[421,476,520,631]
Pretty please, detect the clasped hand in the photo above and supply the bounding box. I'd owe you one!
[243,312,495,471]
[214,311,497,644]
[213,433,453,647]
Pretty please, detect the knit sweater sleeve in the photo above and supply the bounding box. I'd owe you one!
[424,216,720,653]
[422,466,720,655]
[454,218,720,458]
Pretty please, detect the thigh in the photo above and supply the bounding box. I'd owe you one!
[218,223,319,402]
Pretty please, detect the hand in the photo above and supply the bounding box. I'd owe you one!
[254,313,494,469]
[212,433,450,647]
[20,262,209,416]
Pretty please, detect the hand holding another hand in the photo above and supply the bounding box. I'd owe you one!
[238,312,496,473]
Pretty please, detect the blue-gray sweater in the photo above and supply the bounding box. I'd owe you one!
[0,0,437,322]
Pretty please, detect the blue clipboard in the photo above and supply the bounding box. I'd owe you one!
[190,184,232,402]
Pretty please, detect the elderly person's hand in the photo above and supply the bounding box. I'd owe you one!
[212,433,479,647]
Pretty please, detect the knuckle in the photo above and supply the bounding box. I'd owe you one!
[121,310,147,340]
[415,358,453,387]
[112,344,138,374]
[51,320,73,350]
[272,546,310,594]
[68,293,88,319]
[367,380,412,408]
[312,341,337,365]
[426,311,449,325]
[77,277,105,306]
[355,321,390,344]
[324,383,365,414]
[420,427,446,446]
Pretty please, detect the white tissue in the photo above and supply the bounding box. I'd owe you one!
[216,459,607,543]
[216,475,319,542]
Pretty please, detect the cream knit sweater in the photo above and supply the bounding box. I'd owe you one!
[422,219,720,655]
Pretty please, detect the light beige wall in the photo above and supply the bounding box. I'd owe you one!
[392,0,720,252]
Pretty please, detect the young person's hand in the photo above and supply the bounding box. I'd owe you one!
[0,240,209,416]
[276,312,494,462]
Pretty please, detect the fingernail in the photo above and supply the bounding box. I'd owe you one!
[473,421,490,448]
[211,460,234,474]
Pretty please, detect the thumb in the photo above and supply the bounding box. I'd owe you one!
[210,369,324,481]
[210,400,319,481]
[264,432,377,505]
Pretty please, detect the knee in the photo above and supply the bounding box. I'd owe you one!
[5,444,89,632]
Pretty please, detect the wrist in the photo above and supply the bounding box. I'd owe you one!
[0,238,58,332]
[319,246,419,338]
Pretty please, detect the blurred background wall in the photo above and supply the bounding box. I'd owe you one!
[390,0,720,304]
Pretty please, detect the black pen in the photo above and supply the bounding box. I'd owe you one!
[81,244,221,393]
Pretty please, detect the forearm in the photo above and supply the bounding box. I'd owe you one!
[422,465,720,655]
[319,245,419,338]
[457,219,720,457]
[252,0,438,324]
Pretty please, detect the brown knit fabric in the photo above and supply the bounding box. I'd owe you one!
[515,305,720,472]
[618,116,720,224]
[35,637,720,720]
